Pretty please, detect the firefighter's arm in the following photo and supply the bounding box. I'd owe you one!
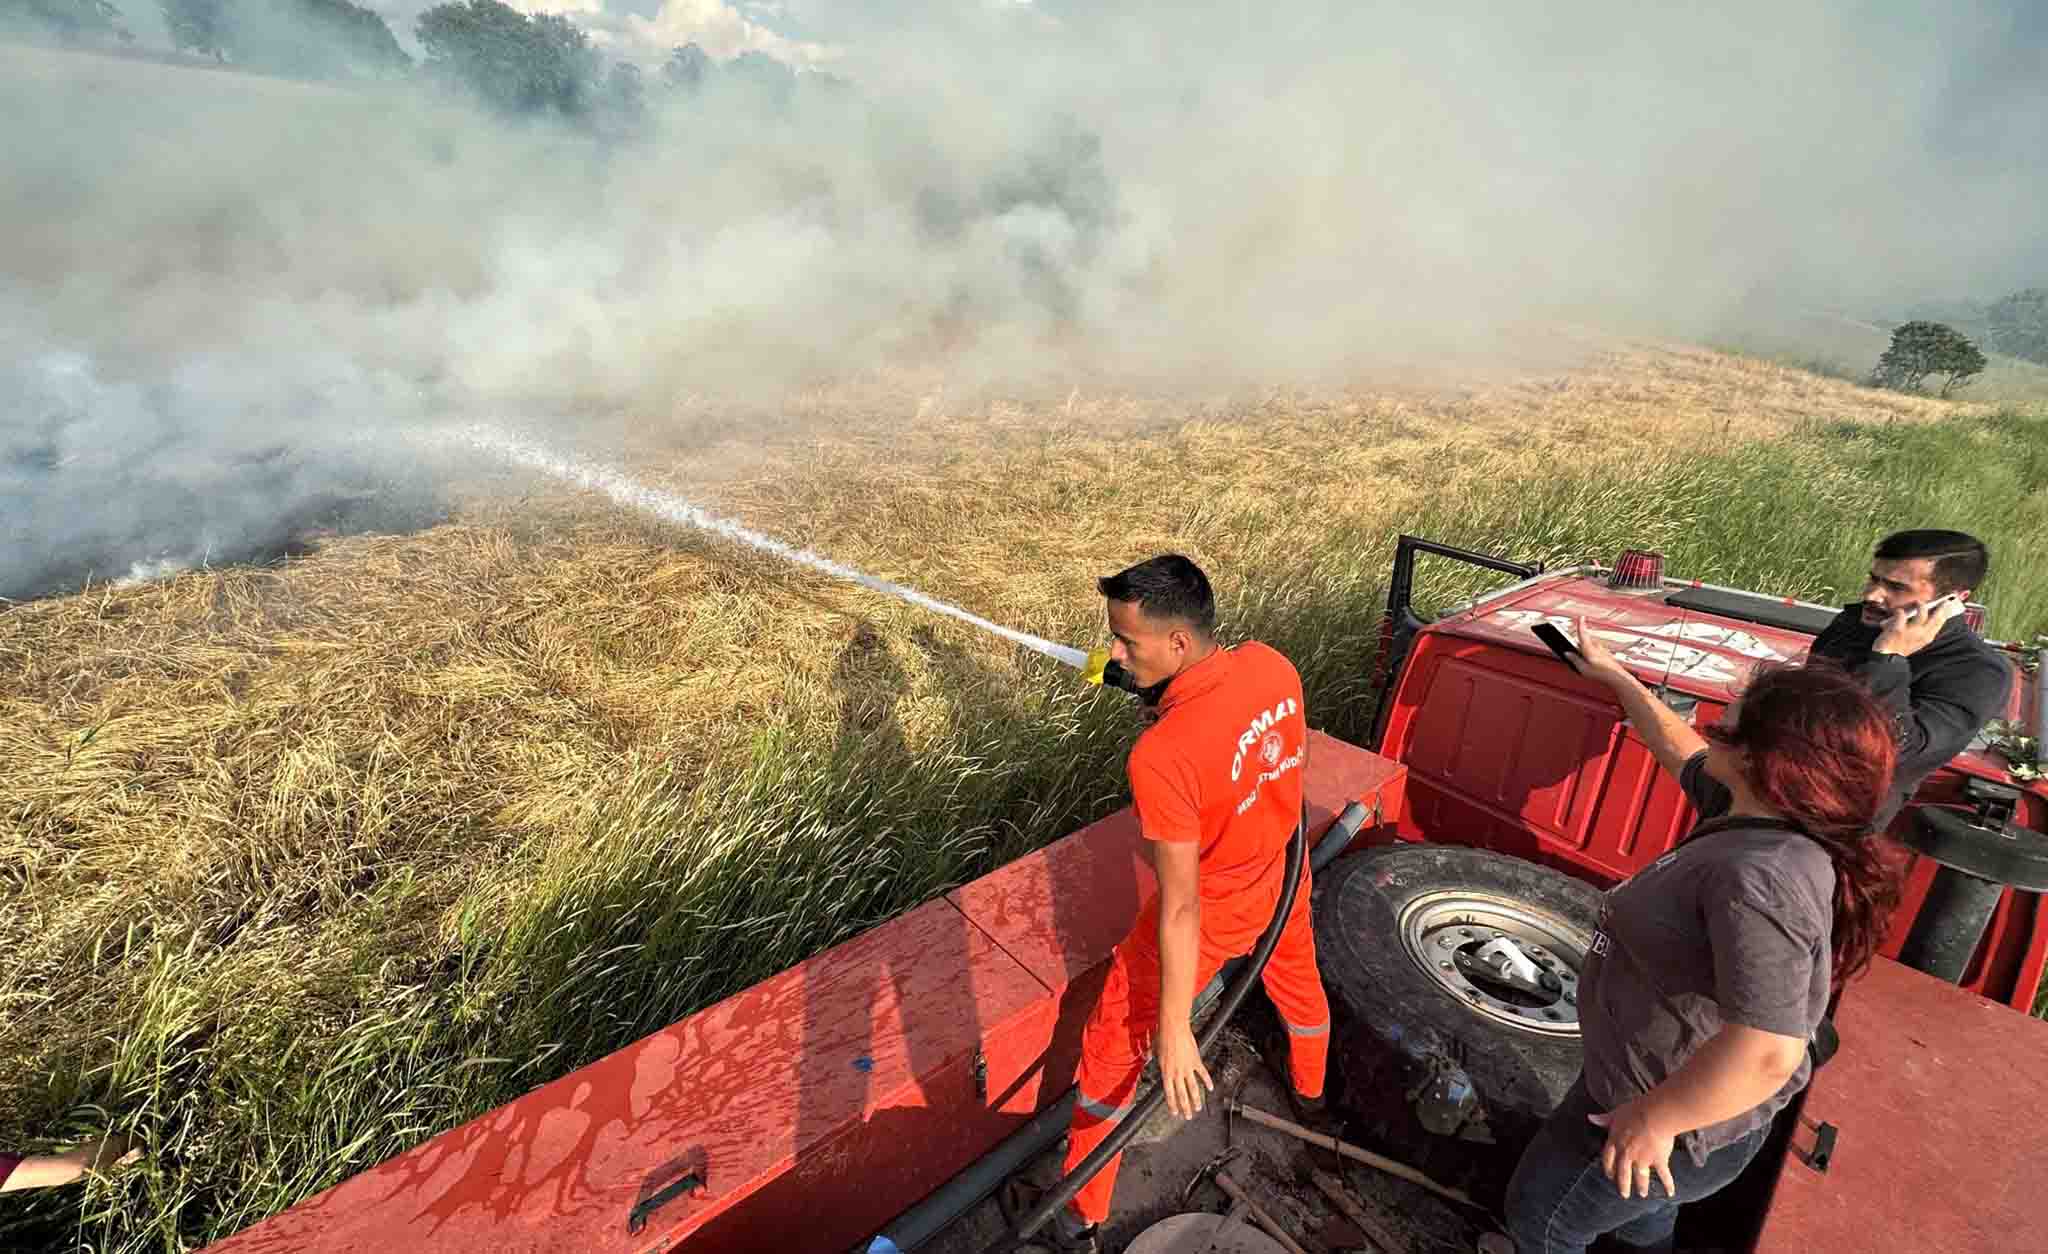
[1130,745,1210,1118]
[1,1135,138,1192]
[1152,837,1211,1119]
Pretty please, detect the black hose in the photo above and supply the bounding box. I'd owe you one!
[977,806,1309,1254]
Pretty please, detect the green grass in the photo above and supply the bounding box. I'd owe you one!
[6,407,2046,1252]
[1406,408,2048,642]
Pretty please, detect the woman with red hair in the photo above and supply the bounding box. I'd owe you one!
[1483,621,1904,1254]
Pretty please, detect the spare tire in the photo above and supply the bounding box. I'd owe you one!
[1314,843,1604,1200]
[1907,808,2048,891]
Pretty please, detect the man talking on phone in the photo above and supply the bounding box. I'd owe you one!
[1804,529,2013,833]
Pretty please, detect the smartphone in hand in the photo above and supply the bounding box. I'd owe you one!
[1906,592,1961,621]
[1531,622,1582,667]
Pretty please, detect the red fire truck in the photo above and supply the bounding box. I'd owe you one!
[201,539,2048,1254]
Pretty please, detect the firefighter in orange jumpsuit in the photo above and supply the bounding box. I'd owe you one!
[1044,554,1331,1251]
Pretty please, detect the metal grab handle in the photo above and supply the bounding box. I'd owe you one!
[1655,686,1699,716]
[1793,1117,1839,1174]
[627,1159,707,1235]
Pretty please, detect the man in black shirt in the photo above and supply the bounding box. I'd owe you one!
[1806,529,2013,833]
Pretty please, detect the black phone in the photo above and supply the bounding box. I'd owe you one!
[1530,622,1582,668]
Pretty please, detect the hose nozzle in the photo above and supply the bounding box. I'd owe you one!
[1082,646,1141,695]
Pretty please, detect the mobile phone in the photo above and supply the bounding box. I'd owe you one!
[1907,593,1961,621]
[1530,622,1582,667]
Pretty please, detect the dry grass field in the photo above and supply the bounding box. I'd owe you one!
[4,339,2046,1250]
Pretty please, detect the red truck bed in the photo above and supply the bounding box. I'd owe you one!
[1755,957,2048,1251]
[191,563,2045,1253]
[1385,571,2048,1012]
[196,734,1407,1254]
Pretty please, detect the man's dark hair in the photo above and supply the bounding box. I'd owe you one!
[1098,554,1217,634]
[1873,529,1990,595]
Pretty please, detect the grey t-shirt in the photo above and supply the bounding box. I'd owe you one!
[1577,751,1836,1166]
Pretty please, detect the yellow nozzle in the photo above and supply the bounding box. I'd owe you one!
[1082,645,1112,686]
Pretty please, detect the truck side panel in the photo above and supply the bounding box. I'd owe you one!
[1752,958,2048,1253]
[1387,638,1699,883]
[197,736,1410,1254]
[1382,632,2048,1012]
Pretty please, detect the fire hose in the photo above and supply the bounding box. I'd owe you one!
[976,801,1309,1254]
[857,653,1349,1254]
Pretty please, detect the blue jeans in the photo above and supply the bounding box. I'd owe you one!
[1501,1077,1766,1254]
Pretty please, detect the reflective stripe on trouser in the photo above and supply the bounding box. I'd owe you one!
[1253,868,1335,1098]
[1261,869,1330,1104]
[1061,862,1330,1224]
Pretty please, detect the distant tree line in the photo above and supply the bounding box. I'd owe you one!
[1893,285,2048,372]
[6,0,833,126]
[1983,288,2048,366]
[1864,281,2048,397]
[413,0,597,113]
[408,1,840,123]
[1,0,132,43]
[157,0,408,78]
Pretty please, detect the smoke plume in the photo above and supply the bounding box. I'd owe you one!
[4,0,2046,599]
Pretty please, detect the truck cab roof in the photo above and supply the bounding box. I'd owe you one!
[1433,567,2043,802]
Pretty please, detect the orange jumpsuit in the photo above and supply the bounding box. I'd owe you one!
[1062,642,1331,1225]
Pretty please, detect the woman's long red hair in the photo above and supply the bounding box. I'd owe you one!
[1702,661,1904,986]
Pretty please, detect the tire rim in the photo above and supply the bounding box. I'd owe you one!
[1395,891,1591,1037]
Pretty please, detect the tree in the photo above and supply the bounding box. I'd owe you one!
[159,0,407,77]
[1985,287,2048,367]
[1869,321,1987,397]
[242,0,410,78]
[662,42,708,91]
[727,49,794,95]
[290,0,410,78]
[602,60,644,121]
[161,0,227,59]
[417,0,601,117]
[529,10,600,96]
[1,0,130,41]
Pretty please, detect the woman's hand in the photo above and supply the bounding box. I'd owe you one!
[1569,616,1632,687]
[1156,1019,1213,1120]
[1589,1098,1678,1199]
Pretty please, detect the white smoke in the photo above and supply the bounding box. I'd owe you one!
[6,1,2047,599]
[1,304,444,601]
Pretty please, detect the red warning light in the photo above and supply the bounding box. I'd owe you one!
[1610,549,1665,589]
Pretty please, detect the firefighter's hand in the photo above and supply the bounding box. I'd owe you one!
[1157,1020,1213,1120]
[1590,1100,1677,1200]
[84,1132,141,1173]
